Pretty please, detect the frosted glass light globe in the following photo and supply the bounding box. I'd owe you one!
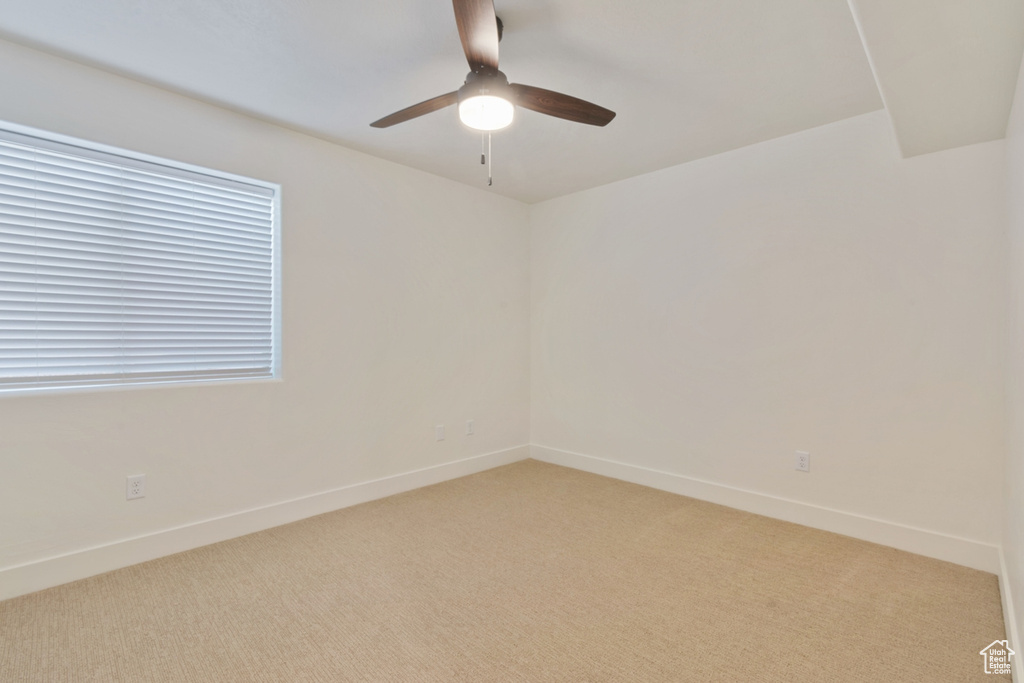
[458,95,514,131]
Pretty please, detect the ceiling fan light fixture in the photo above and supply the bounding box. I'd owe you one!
[369,3,615,134]
[458,94,514,131]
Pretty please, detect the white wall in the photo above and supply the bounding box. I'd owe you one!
[1004,46,1024,662]
[531,110,1006,556]
[0,39,531,596]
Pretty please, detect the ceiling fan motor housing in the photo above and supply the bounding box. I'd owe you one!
[458,68,513,105]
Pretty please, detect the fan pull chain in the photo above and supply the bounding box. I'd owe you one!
[477,134,494,187]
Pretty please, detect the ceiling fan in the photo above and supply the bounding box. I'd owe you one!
[370,0,616,132]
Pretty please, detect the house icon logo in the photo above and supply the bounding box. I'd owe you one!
[980,640,1014,675]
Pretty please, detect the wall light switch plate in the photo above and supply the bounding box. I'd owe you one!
[435,425,445,441]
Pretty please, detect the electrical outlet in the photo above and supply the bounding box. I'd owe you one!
[466,419,474,436]
[795,451,810,473]
[126,474,146,500]
[435,424,445,441]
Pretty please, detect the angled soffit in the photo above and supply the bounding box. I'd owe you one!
[849,0,1024,157]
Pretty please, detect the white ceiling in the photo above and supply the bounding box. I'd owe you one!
[0,1,1019,203]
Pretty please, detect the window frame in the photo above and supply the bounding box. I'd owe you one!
[0,119,282,396]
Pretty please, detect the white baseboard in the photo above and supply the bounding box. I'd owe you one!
[2,443,1004,603]
[531,444,1001,574]
[999,549,1024,682]
[0,445,530,601]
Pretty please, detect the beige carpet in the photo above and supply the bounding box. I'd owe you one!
[0,460,1009,682]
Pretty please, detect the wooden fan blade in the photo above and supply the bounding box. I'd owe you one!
[509,84,616,126]
[453,0,500,71]
[370,92,459,128]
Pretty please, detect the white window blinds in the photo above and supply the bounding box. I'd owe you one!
[0,127,278,392]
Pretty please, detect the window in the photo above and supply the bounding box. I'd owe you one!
[0,123,279,393]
